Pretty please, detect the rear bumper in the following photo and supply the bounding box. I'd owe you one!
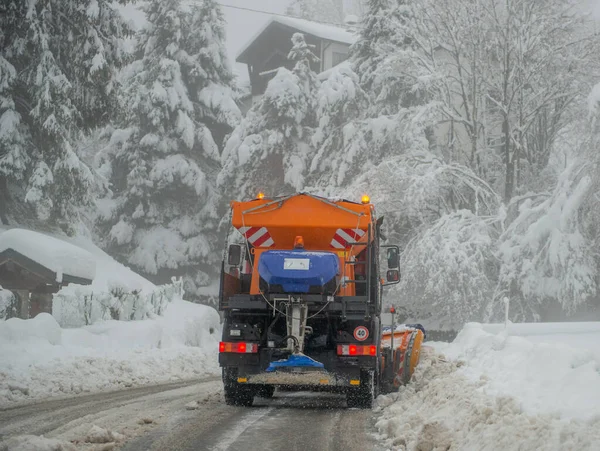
[220,351,376,387]
[247,370,348,387]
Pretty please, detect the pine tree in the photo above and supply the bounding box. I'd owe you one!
[0,0,132,229]
[98,0,240,298]
[310,0,438,191]
[352,0,412,97]
[219,33,320,200]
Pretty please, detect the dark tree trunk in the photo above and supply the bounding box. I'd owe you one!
[0,176,10,225]
[503,116,514,203]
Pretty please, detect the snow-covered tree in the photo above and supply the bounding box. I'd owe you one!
[309,64,368,181]
[98,0,240,298]
[309,0,439,192]
[408,0,598,202]
[219,33,319,200]
[495,164,596,321]
[586,84,600,252]
[480,0,597,202]
[0,0,132,229]
[352,0,414,100]
[399,210,499,328]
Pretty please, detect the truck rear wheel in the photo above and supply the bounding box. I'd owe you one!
[256,385,275,399]
[346,370,376,409]
[222,367,254,407]
[224,383,255,406]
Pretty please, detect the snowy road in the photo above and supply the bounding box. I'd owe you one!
[122,391,381,451]
[0,377,382,450]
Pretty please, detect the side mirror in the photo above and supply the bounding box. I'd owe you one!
[386,269,400,283]
[386,246,399,269]
[228,244,242,266]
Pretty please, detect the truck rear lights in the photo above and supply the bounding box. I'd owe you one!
[337,344,377,356]
[219,342,258,353]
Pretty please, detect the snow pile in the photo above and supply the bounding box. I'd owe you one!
[436,322,600,420]
[0,229,96,283]
[0,435,76,451]
[0,300,220,406]
[62,232,156,293]
[375,349,600,451]
[84,425,125,444]
[376,322,600,450]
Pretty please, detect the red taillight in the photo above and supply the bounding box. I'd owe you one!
[337,344,378,356]
[219,342,258,354]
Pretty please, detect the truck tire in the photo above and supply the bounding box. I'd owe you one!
[222,368,254,407]
[224,383,255,407]
[346,370,376,409]
[256,385,275,399]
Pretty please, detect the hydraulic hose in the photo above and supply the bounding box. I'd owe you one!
[278,334,300,353]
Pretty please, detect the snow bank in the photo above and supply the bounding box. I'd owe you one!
[0,300,220,406]
[434,322,600,420]
[62,233,155,293]
[0,229,96,283]
[375,349,600,451]
[0,435,76,451]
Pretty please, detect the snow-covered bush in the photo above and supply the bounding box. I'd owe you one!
[53,278,184,328]
[0,286,17,320]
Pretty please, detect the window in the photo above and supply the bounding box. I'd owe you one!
[332,51,348,66]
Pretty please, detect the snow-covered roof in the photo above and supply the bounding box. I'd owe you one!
[0,229,96,284]
[236,16,358,63]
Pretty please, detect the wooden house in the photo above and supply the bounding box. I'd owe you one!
[236,16,358,107]
[0,229,95,319]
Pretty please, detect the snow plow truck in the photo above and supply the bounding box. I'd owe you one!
[218,193,424,408]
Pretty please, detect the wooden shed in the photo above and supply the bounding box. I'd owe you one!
[236,16,357,101]
[0,229,95,319]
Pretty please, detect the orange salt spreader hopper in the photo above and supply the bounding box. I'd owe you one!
[230,193,375,250]
[230,193,376,296]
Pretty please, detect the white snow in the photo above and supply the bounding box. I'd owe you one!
[84,425,125,444]
[434,322,600,420]
[0,299,220,407]
[0,435,76,451]
[376,347,600,451]
[0,229,96,283]
[61,231,155,294]
[376,322,600,450]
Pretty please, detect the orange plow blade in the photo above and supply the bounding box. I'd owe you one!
[381,327,425,387]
